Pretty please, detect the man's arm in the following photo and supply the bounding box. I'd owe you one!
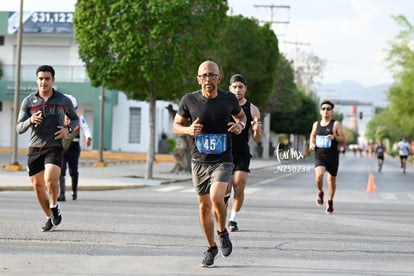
[309,121,317,151]
[333,121,346,143]
[16,98,32,134]
[229,109,247,135]
[79,114,92,147]
[250,103,261,142]
[173,115,203,137]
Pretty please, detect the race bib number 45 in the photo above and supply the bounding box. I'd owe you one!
[196,133,227,154]
[315,135,332,148]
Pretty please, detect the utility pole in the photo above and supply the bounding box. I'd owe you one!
[318,88,335,101]
[283,40,312,92]
[5,0,24,171]
[283,40,310,70]
[254,3,290,36]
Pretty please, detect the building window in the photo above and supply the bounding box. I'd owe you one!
[129,107,141,143]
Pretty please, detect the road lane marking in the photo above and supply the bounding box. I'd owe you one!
[256,173,293,185]
[245,188,262,194]
[155,186,185,192]
[380,193,397,200]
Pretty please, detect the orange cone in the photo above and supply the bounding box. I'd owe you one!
[366,174,375,193]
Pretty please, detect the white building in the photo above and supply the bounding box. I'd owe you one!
[0,10,176,153]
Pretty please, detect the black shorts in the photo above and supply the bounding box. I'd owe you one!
[314,154,339,176]
[400,155,408,161]
[27,147,63,176]
[233,155,251,173]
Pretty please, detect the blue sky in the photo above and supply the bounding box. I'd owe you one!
[2,0,413,86]
[228,0,414,86]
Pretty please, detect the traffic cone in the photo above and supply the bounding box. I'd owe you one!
[366,174,375,193]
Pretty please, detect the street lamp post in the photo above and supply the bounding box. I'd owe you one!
[5,0,24,171]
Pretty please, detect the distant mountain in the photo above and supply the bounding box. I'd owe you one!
[316,80,391,108]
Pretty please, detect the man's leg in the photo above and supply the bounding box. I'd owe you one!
[210,181,233,257]
[224,178,232,206]
[326,173,336,214]
[210,181,228,232]
[231,170,248,213]
[402,157,407,173]
[326,174,336,201]
[30,171,52,217]
[67,148,80,200]
[314,166,325,192]
[59,155,67,199]
[59,176,66,196]
[314,166,325,205]
[197,194,216,248]
[45,164,61,206]
[228,170,248,231]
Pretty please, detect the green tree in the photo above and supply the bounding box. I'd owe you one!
[295,50,326,93]
[383,15,414,141]
[269,90,318,135]
[366,108,406,142]
[343,128,358,144]
[264,54,319,135]
[216,15,279,109]
[74,0,228,179]
[265,54,300,114]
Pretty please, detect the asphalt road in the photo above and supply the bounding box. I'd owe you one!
[1,153,413,275]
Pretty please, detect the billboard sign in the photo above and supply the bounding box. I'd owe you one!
[8,11,74,34]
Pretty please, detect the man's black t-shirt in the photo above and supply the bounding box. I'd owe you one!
[177,89,241,163]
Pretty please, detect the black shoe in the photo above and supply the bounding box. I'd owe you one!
[72,193,77,200]
[315,191,324,206]
[218,229,233,257]
[57,194,66,202]
[325,200,334,214]
[224,194,231,206]
[228,221,239,232]
[41,217,55,232]
[201,246,218,268]
[51,204,62,226]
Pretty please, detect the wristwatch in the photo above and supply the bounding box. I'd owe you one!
[238,121,246,130]
[66,126,73,134]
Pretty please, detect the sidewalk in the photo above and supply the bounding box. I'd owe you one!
[0,151,277,191]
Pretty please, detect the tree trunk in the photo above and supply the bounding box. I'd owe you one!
[171,135,192,173]
[145,92,156,179]
[165,104,191,174]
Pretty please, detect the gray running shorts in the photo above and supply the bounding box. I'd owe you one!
[191,162,234,195]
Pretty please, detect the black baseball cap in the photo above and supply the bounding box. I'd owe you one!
[229,74,247,85]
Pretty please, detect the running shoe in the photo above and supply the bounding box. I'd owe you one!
[41,217,55,232]
[218,229,233,257]
[315,191,324,206]
[325,200,334,214]
[51,203,62,226]
[201,246,218,267]
[228,221,239,232]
